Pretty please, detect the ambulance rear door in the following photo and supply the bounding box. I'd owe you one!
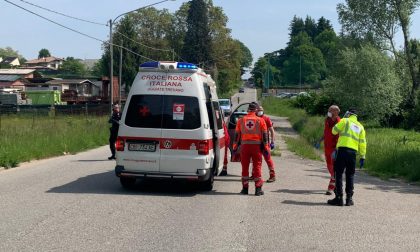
[121,92,163,173]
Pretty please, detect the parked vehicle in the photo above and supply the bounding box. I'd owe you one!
[218,98,232,116]
[115,61,227,190]
[239,87,245,93]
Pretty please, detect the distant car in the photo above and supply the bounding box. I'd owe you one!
[239,87,245,93]
[218,98,232,116]
[276,92,291,99]
[298,92,310,97]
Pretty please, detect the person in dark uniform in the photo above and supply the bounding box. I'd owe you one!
[108,104,121,160]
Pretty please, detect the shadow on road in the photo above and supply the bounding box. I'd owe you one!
[75,159,110,162]
[306,168,420,195]
[273,189,325,195]
[47,171,239,197]
[281,200,327,206]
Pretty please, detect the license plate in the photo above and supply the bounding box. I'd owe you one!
[128,143,156,152]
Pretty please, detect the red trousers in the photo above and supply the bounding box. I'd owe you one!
[223,145,228,168]
[324,147,336,191]
[263,149,275,177]
[240,144,263,188]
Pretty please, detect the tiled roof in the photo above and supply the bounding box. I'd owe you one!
[0,69,35,75]
[26,56,64,64]
[0,74,21,82]
[46,79,93,85]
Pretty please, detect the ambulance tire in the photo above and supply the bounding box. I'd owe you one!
[120,177,136,189]
[199,169,214,191]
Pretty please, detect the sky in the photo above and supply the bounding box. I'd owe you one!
[1,0,420,66]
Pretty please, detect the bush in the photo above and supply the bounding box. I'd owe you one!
[292,92,337,116]
[324,45,403,122]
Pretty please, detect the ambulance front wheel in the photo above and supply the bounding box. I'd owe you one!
[199,169,214,191]
[120,176,136,189]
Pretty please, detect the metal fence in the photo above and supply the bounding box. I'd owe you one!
[0,104,110,116]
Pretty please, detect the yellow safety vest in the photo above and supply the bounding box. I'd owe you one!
[332,115,367,158]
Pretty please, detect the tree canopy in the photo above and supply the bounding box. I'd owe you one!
[38,48,51,59]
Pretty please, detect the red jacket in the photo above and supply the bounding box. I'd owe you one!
[324,117,340,149]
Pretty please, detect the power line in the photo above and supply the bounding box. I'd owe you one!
[17,0,108,26]
[114,30,172,52]
[11,0,179,62]
[3,0,155,61]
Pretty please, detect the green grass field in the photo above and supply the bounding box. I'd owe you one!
[263,97,420,182]
[0,114,109,168]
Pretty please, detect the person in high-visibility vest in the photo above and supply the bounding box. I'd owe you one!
[233,102,268,196]
[327,108,367,206]
[256,105,277,182]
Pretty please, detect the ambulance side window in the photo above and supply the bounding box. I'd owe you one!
[206,102,215,130]
[213,101,223,130]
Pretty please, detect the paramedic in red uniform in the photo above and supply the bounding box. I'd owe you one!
[256,105,276,182]
[220,120,230,176]
[319,105,341,195]
[233,103,269,196]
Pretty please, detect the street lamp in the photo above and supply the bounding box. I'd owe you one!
[109,0,176,113]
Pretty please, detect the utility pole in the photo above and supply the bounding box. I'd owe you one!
[109,19,113,114]
[119,39,123,105]
[299,55,302,92]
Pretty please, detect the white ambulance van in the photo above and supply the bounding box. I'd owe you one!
[115,61,226,190]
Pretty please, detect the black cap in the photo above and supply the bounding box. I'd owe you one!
[348,108,357,115]
[248,103,257,111]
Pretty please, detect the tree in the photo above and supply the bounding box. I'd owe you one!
[337,0,420,105]
[314,29,340,72]
[0,47,26,62]
[59,57,87,76]
[283,44,326,85]
[324,45,403,121]
[182,0,212,65]
[316,17,333,37]
[289,16,305,38]
[234,40,253,76]
[304,16,318,40]
[38,48,51,58]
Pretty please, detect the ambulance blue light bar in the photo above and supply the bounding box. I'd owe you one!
[177,62,198,69]
[140,61,160,68]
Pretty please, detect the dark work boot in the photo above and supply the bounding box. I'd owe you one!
[327,196,343,206]
[240,187,248,195]
[346,196,354,206]
[220,169,228,176]
[255,187,264,196]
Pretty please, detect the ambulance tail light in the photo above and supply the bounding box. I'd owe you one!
[116,137,125,151]
[198,140,210,155]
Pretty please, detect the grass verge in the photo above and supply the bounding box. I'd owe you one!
[284,136,322,161]
[0,114,109,169]
[263,97,420,182]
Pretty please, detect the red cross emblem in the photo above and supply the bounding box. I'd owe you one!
[139,106,150,117]
[246,120,255,130]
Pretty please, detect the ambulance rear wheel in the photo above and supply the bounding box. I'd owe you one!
[199,170,214,191]
[120,177,136,189]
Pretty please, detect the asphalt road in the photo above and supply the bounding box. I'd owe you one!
[1,88,420,251]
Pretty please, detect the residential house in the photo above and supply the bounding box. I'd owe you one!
[0,69,40,90]
[0,57,20,68]
[45,79,98,96]
[24,56,64,70]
